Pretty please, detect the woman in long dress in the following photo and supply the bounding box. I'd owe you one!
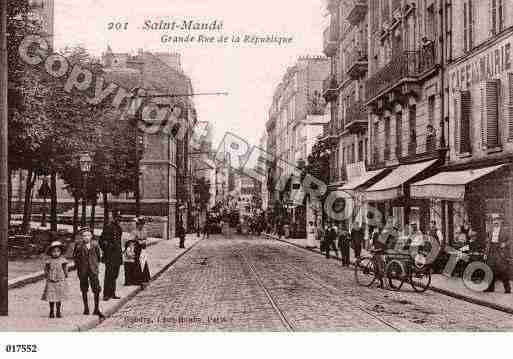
[130,218,151,287]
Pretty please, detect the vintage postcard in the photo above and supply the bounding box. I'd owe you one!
[1,0,513,353]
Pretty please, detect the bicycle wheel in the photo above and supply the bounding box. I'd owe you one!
[410,267,432,293]
[386,259,405,291]
[354,257,377,287]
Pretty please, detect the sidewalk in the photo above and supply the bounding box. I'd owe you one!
[0,235,201,331]
[265,234,513,314]
[8,222,134,286]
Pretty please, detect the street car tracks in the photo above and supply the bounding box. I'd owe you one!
[235,247,400,332]
[236,250,295,331]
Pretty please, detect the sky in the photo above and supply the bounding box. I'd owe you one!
[53,0,328,148]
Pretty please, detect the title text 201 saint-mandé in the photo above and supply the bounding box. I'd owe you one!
[143,19,224,31]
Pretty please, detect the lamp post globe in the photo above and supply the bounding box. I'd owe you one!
[78,152,92,227]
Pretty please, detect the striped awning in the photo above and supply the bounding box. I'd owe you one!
[410,164,506,200]
[364,159,438,201]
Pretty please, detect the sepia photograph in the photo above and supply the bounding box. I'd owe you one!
[1,0,513,356]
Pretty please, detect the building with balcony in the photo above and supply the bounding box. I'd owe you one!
[266,56,330,237]
[409,0,513,254]
[319,0,372,223]
[363,0,446,232]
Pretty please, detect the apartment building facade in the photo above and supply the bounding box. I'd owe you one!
[357,0,446,234]
[410,0,513,250]
[323,0,370,189]
[266,56,330,236]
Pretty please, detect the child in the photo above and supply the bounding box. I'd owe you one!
[123,238,137,286]
[72,228,105,319]
[41,241,68,318]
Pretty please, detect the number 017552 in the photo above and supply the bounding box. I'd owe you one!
[4,344,38,353]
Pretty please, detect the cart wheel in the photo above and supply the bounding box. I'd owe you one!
[386,260,405,291]
[411,268,432,293]
[354,257,377,287]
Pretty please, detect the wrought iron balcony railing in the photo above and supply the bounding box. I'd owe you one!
[344,101,367,132]
[322,76,339,103]
[346,46,368,79]
[323,21,339,57]
[347,0,368,26]
[365,44,437,102]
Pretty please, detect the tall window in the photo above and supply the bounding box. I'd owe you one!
[358,140,364,162]
[463,1,474,52]
[365,138,369,164]
[427,96,436,151]
[484,80,500,149]
[373,122,380,163]
[426,4,436,41]
[491,0,504,35]
[384,117,391,160]
[381,0,390,22]
[460,91,472,153]
[396,112,403,158]
[409,105,417,155]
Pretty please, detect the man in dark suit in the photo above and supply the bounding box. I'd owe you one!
[351,223,364,259]
[100,210,123,301]
[177,221,186,248]
[73,228,105,319]
[485,217,512,293]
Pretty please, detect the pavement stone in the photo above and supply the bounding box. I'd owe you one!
[97,235,513,331]
[267,234,513,316]
[0,235,200,331]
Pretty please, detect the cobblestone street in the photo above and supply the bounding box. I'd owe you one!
[97,236,513,331]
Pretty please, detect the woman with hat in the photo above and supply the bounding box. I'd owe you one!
[129,217,151,287]
[41,241,69,318]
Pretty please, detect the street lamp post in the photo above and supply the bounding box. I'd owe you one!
[38,177,51,228]
[79,153,92,228]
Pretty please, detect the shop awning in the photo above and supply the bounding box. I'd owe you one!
[338,169,387,193]
[410,164,506,200]
[364,159,438,201]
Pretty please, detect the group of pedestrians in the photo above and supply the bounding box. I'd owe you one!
[310,222,364,266]
[40,211,152,319]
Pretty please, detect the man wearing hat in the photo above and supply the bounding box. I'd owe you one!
[100,210,123,301]
[485,215,512,293]
[72,228,105,319]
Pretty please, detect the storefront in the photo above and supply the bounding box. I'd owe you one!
[411,163,511,250]
[364,159,439,233]
[338,166,388,235]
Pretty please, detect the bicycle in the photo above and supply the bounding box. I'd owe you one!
[354,250,432,292]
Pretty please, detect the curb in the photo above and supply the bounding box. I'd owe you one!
[8,238,162,290]
[264,233,513,315]
[76,238,203,332]
[429,285,513,315]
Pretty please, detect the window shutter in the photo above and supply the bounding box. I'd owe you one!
[492,0,497,35]
[460,91,471,153]
[499,0,504,31]
[463,3,468,51]
[454,98,460,153]
[485,79,500,148]
[481,86,486,148]
[508,73,513,140]
[469,0,474,48]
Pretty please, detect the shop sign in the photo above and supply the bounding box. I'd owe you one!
[449,37,512,94]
